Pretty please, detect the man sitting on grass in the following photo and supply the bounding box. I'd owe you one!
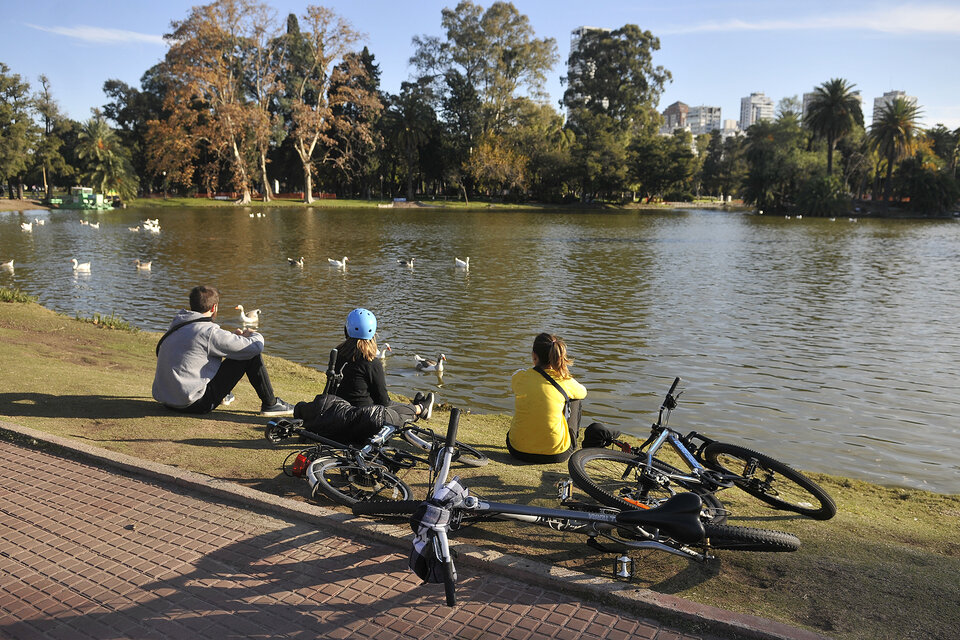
[152,285,293,416]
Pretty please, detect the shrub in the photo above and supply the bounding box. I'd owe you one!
[0,287,38,303]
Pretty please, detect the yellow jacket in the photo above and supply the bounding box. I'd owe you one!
[508,368,587,456]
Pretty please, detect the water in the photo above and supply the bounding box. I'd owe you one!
[2,205,958,493]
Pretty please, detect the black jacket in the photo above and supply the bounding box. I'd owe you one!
[334,356,390,407]
[293,394,386,445]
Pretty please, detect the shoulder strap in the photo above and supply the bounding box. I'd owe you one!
[533,366,569,401]
[155,317,213,356]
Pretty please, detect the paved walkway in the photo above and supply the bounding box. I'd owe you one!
[0,439,721,640]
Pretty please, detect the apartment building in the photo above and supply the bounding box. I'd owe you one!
[872,90,918,124]
[739,92,775,130]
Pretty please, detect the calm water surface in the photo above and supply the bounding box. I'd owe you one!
[2,205,958,493]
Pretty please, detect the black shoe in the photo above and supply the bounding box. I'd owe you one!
[420,392,435,420]
[413,392,425,405]
[261,398,294,417]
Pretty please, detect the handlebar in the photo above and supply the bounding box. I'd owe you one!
[661,377,681,411]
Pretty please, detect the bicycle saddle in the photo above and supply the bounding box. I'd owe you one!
[615,492,706,544]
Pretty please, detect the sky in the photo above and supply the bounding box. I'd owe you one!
[4,0,960,130]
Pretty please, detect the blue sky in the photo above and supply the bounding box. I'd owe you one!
[4,1,960,129]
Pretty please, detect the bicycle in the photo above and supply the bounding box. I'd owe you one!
[568,377,837,522]
[352,409,801,607]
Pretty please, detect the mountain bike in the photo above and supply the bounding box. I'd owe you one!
[352,409,801,607]
[266,416,487,506]
[568,377,836,521]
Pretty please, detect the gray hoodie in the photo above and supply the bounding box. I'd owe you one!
[152,309,264,408]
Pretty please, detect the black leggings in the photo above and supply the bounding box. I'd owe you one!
[176,354,276,414]
[383,402,418,425]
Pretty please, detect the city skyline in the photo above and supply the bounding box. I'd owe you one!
[4,1,959,130]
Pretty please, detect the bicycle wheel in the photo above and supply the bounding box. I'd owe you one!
[701,442,836,520]
[703,523,801,552]
[402,426,489,467]
[310,458,413,507]
[568,449,727,523]
[351,500,422,516]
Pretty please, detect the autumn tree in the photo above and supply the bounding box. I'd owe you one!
[277,7,372,203]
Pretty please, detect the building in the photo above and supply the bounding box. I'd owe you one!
[688,105,722,135]
[720,119,741,140]
[739,92,774,130]
[660,101,689,133]
[872,90,918,124]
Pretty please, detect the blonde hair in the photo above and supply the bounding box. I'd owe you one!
[533,332,573,379]
[337,337,379,362]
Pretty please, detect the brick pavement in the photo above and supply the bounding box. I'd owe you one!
[0,440,723,640]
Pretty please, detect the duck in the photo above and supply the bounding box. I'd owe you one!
[34,218,45,226]
[135,259,152,271]
[235,305,261,326]
[128,226,140,232]
[88,222,100,229]
[397,258,415,268]
[287,256,304,267]
[70,258,91,273]
[376,343,392,360]
[1,259,13,269]
[328,256,349,268]
[454,256,469,269]
[79,219,89,226]
[415,353,446,372]
[20,222,32,232]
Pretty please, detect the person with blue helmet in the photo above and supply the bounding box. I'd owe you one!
[333,308,434,424]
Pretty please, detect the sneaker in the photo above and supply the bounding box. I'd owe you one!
[221,392,236,406]
[420,392,435,421]
[412,391,425,405]
[260,398,294,417]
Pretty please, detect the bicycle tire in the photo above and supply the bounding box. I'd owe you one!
[351,500,422,516]
[703,523,801,552]
[402,426,489,467]
[568,449,727,523]
[701,442,836,520]
[310,458,414,507]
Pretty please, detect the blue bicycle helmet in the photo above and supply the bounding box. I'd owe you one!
[345,308,377,339]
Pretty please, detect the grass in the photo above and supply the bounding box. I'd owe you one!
[74,311,139,331]
[0,299,956,640]
[128,196,558,210]
[0,287,38,303]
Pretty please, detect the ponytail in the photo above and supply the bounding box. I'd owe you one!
[532,332,573,379]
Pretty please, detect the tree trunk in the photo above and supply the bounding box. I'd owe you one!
[41,166,49,198]
[259,152,272,202]
[303,163,314,204]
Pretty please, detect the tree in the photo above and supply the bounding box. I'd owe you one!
[33,75,73,198]
[562,24,671,134]
[277,6,364,203]
[411,1,558,135]
[743,117,813,212]
[869,97,922,203]
[383,80,437,200]
[164,0,271,203]
[0,63,35,199]
[630,129,696,201]
[804,78,864,175]
[76,114,139,200]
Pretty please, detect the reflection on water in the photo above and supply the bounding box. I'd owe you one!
[2,206,958,493]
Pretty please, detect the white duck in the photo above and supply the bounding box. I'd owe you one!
[397,258,415,268]
[70,258,91,273]
[135,259,152,271]
[328,256,349,268]
[235,305,261,326]
[1,259,13,269]
[20,222,32,232]
[88,222,100,229]
[454,256,469,269]
[128,226,140,232]
[34,218,45,226]
[287,256,304,267]
[415,353,446,372]
[376,343,392,360]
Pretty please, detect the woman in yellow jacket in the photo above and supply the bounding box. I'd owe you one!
[507,333,587,463]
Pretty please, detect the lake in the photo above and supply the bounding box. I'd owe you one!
[2,204,958,493]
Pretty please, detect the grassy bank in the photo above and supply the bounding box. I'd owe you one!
[0,297,957,640]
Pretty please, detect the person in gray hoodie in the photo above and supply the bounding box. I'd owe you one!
[152,285,293,416]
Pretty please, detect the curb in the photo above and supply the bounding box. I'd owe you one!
[0,420,829,640]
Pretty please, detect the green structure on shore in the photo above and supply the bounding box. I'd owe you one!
[48,186,114,210]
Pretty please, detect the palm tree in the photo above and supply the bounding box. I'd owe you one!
[76,115,139,200]
[804,78,864,175]
[869,97,922,203]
